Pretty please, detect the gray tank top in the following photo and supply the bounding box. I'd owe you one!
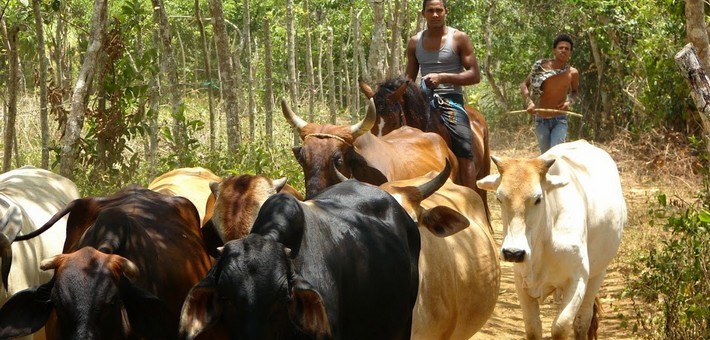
[416,27,464,95]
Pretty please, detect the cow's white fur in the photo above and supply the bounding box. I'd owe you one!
[477,140,626,339]
[0,166,79,340]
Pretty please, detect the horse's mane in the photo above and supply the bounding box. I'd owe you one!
[374,76,431,130]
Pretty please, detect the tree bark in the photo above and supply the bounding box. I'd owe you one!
[587,29,608,138]
[60,0,107,177]
[263,18,274,145]
[287,0,299,144]
[327,27,337,124]
[152,0,186,156]
[482,3,508,113]
[195,0,216,152]
[243,0,255,139]
[367,0,387,83]
[209,0,241,149]
[355,9,369,87]
[685,0,710,72]
[4,25,19,172]
[387,0,403,78]
[32,0,50,168]
[351,9,361,122]
[303,0,315,122]
[675,43,710,154]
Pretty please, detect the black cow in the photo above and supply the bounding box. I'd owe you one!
[179,180,424,340]
[0,186,214,339]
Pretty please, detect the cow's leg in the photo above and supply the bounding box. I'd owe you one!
[514,269,542,339]
[552,275,587,340]
[574,271,605,339]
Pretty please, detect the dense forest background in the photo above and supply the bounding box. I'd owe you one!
[0,0,705,191]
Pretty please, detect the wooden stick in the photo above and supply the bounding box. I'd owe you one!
[506,109,583,118]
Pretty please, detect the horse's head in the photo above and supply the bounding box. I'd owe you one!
[359,76,430,136]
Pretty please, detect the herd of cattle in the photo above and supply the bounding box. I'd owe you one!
[0,79,627,339]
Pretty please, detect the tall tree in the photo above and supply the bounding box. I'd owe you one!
[367,0,387,83]
[327,27,336,124]
[60,0,107,177]
[210,0,241,149]
[387,0,403,78]
[194,0,216,152]
[263,17,274,144]
[32,0,50,168]
[244,0,255,139]
[152,0,186,157]
[287,0,299,144]
[303,0,315,121]
[685,0,710,71]
[4,25,19,172]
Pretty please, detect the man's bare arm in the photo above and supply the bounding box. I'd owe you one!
[405,36,420,82]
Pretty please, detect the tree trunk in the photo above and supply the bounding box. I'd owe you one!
[176,29,187,87]
[32,0,50,169]
[195,0,216,152]
[263,18,274,145]
[675,43,710,154]
[287,0,299,144]
[318,30,324,104]
[387,0,403,78]
[341,46,351,118]
[152,0,186,157]
[351,9,361,122]
[587,30,607,138]
[367,0,387,83]
[244,0,255,139]
[146,26,161,177]
[685,0,710,72]
[303,0,315,122]
[355,10,369,88]
[209,0,241,149]
[4,25,19,172]
[482,2,508,113]
[327,27,337,124]
[60,0,107,177]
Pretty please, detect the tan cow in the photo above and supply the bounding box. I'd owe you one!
[148,167,221,227]
[477,140,626,339]
[380,164,500,339]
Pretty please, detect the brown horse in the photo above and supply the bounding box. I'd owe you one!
[360,76,491,221]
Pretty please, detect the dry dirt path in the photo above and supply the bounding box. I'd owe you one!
[470,142,660,340]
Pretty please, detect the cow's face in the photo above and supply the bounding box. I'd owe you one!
[477,157,565,263]
[210,174,287,242]
[282,98,378,199]
[179,235,330,340]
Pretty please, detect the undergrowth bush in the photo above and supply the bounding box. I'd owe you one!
[627,175,709,338]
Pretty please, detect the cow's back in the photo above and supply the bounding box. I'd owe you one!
[148,167,220,226]
[543,140,626,276]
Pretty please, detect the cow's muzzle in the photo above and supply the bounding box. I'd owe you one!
[501,248,526,263]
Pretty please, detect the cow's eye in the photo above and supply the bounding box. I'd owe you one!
[334,154,344,167]
[534,196,542,205]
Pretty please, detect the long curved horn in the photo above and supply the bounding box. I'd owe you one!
[281,98,308,131]
[359,80,375,99]
[350,98,377,138]
[417,160,451,199]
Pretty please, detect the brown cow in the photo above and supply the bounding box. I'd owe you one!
[0,186,214,339]
[208,174,303,243]
[282,97,459,199]
[360,76,491,221]
[148,167,221,226]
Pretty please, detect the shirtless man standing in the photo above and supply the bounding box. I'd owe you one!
[520,33,579,154]
[405,0,481,188]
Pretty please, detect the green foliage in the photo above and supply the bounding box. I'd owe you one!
[626,178,710,338]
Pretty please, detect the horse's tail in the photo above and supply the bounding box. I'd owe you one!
[588,296,602,340]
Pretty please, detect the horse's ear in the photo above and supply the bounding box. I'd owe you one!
[389,80,409,102]
[359,80,374,99]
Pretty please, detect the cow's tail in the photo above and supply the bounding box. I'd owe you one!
[14,198,81,241]
[588,296,602,340]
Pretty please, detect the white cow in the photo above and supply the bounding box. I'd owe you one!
[0,166,80,339]
[381,164,500,339]
[476,140,626,339]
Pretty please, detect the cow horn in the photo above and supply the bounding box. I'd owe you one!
[417,160,451,199]
[273,177,287,192]
[350,98,377,138]
[359,79,374,99]
[40,255,61,271]
[0,233,11,291]
[334,166,349,183]
[281,98,308,131]
[120,257,140,281]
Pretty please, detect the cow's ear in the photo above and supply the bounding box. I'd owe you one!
[0,281,54,338]
[544,174,569,189]
[420,206,469,237]
[120,279,178,339]
[476,174,500,191]
[201,219,225,258]
[178,277,221,340]
[346,149,388,185]
[288,274,331,339]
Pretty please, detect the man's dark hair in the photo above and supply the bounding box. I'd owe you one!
[553,33,574,51]
[422,0,447,11]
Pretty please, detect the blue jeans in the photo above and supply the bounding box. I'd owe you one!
[535,115,568,154]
